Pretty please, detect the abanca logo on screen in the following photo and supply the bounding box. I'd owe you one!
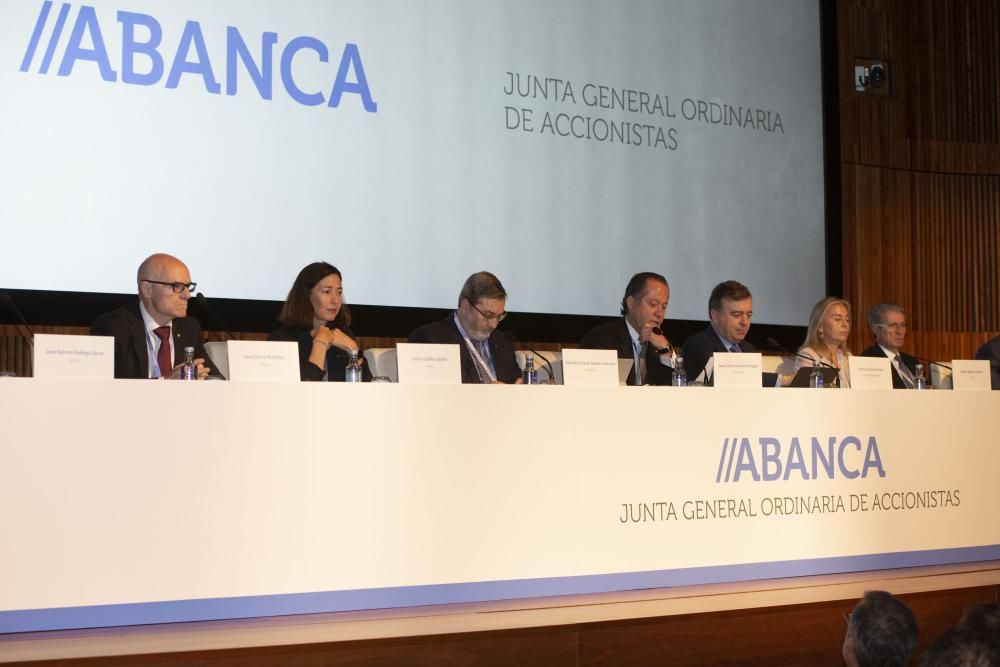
[19,2,378,112]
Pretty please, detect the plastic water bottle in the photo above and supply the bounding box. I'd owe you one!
[522,353,538,385]
[181,346,196,380]
[345,350,363,383]
[809,363,824,388]
[672,356,688,386]
[914,363,928,390]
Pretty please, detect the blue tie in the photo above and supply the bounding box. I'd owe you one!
[477,340,494,375]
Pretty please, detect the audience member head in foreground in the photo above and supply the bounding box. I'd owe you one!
[921,601,1000,667]
[842,590,918,667]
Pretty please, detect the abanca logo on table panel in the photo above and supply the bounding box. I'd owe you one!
[715,435,886,483]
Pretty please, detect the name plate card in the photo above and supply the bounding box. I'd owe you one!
[712,352,762,388]
[226,341,300,381]
[950,359,991,391]
[33,334,113,379]
[561,348,620,386]
[396,343,461,384]
[848,356,892,389]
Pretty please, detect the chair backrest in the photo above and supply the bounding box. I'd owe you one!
[515,350,563,384]
[930,362,952,389]
[204,341,229,380]
[363,347,398,382]
[761,354,796,376]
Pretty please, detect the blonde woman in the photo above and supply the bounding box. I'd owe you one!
[792,297,854,387]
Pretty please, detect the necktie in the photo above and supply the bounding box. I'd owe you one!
[153,326,172,378]
[893,356,915,388]
[637,342,647,385]
[730,344,741,353]
[476,339,494,379]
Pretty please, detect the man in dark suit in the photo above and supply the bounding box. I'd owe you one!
[580,272,674,386]
[860,303,919,389]
[91,253,220,379]
[682,280,756,382]
[407,271,521,384]
[975,335,1000,389]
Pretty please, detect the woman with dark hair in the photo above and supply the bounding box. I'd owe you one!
[268,262,371,381]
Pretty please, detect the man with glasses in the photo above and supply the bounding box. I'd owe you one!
[860,303,919,389]
[91,253,220,379]
[580,272,675,386]
[407,271,521,383]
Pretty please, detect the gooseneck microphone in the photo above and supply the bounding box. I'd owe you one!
[909,354,952,371]
[0,292,35,339]
[194,293,235,341]
[764,337,837,369]
[506,330,557,384]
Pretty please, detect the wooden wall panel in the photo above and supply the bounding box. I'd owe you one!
[578,585,996,667]
[839,0,1000,362]
[11,586,996,667]
[839,0,1000,173]
[841,167,1000,360]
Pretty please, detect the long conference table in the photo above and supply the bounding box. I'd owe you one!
[1,379,998,643]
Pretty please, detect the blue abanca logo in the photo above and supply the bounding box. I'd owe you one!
[19,2,378,112]
[715,435,886,483]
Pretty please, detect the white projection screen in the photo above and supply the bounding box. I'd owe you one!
[0,0,825,324]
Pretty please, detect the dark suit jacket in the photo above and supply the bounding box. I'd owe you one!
[90,301,221,379]
[407,315,520,384]
[681,325,756,382]
[580,318,673,386]
[268,325,371,382]
[860,344,920,389]
[975,336,1000,390]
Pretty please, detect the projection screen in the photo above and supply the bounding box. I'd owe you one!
[0,0,825,324]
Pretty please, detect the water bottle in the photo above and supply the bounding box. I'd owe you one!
[672,356,688,386]
[522,353,539,385]
[345,350,363,383]
[914,363,928,390]
[809,362,824,388]
[181,346,196,380]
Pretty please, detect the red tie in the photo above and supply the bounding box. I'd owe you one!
[153,326,172,378]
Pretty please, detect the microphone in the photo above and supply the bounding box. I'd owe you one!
[194,293,234,341]
[0,292,35,375]
[0,292,35,338]
[506,330,557,384]
[764,337,837,369]
[908,354,951,371]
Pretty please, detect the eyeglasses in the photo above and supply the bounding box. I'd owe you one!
[471,301,507,323]
[877,323,907,331]
[143,279,197,294]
